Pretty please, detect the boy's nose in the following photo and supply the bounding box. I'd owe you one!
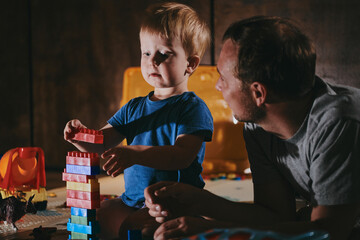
[148,56,159,67]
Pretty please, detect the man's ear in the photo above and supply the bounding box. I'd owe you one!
[250,82,267,106]
[186,55,200,75]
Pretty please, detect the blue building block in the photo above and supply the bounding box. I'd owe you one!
[66,164,100,175]
[128,230,142,240]
[71,207,97,218]
[67,219,100,235]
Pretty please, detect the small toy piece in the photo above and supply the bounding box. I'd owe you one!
[72,128,104,144]
[0,194,37,230]
[30,225,57,240]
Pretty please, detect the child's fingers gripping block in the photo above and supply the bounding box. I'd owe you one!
[72,128,104,144]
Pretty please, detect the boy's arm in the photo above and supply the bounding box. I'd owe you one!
[102,133,203,177]
[65,121,125,154]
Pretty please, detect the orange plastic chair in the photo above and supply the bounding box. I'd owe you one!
[121,66,249,174]
[0,147,46,190]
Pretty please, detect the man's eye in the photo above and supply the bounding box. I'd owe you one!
[143,52,150,56]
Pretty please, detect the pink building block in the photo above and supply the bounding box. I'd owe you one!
[66,152,100,166]
[72,128,103,144]
[67,197,100,209]
[67,189,100,201]
[62,171,96,183]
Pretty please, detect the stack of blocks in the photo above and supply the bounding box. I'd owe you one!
[63,129,104,240]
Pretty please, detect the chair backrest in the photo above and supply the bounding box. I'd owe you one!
[121,66,249,174]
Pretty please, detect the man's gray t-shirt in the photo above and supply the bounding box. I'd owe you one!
[244,77,360,206]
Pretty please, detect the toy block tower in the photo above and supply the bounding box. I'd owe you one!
[63,129,103,240]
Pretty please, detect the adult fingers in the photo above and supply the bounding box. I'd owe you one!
[144,181,176,204]
[153,218,185,240]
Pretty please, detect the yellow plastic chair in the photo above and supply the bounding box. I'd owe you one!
[121,66,249,174]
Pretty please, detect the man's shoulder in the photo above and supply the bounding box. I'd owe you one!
[310,79,360,124]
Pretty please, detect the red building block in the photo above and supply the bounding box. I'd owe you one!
[66,152,100,166]
[62,171,96,183]
[67,197,100,209]
[72,128,103,144]
[67,189,100,201]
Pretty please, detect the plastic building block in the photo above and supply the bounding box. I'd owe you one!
[62,172,96,183]
[66,164,100,176]
[128,230,142,240]
[67,189,100,201]
[67,218,100,235]
[72,128,104,144]
[66,179,99,192]
[71,207,97,218]
[66,152,100,166]
[69,232,99,240]
[67,197,100,209]
[71,215,96,225]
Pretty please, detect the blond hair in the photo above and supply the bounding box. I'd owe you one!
[140,2,210,59]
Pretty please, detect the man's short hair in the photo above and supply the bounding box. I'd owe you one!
[223,16,316,100]
[140,2,210,59]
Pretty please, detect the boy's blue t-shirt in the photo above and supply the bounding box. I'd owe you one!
[108,91,213,208]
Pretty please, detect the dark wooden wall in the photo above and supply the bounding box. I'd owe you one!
[1,0,359,169]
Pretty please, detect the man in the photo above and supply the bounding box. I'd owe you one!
[144,16,360,240]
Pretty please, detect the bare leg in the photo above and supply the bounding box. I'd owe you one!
[120,207,160,238]
[97,198,136,240]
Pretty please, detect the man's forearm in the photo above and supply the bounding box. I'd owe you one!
[197,190,284,225]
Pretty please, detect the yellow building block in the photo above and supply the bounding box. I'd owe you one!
[66,179,99,192]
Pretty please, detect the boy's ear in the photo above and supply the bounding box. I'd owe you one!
[186,55,200,75]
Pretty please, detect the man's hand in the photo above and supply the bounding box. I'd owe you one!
[153,216,214,240]
[145,181,208,222]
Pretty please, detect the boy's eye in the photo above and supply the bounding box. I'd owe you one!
[143,52,151,56]
[159,52,169,58]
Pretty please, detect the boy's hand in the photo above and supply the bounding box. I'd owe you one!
[64,119,86,143]
[101,146,133,177]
